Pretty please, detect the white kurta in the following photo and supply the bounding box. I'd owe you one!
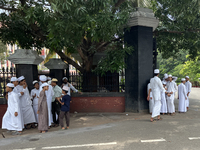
[31,88,40,123]
[2,91,23,131]
[62,83,78,96]
[185,81,192,107]
[166,81,177,113]
[16,85,36,124]
[39,83,54,126]
[160,90,167,113]
[178,83,187,112]
[147,83,154,113]
[150,76,165,118]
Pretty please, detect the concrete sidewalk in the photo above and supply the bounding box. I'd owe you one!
[0,112,149,139]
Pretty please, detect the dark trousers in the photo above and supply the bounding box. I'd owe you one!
[59,111,70,127]
[52,101,60,124]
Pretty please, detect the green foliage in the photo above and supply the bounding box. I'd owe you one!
[157,50,188,83]
[0,0,133,73]
[93,44,133,75]
[151,0,200,59]
[180,56,200,82]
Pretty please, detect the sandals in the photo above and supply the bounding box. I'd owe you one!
[157,117,163,121]
[150,118,156,122]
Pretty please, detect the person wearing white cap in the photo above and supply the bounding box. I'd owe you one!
[185,76,192,110]
[31,81,40,123]
[11,76,23,97]
[147,69,165,122]
[62,77,82,96]
[56,86,71,130]
[166,74,177,115]
[163,73,169,82]
[178,78,187,113]
[39,75,54,127]
[147,80,154,114]
[2,83,23,135]
[160,81,167,115]
[38,83,49,133]
[16,76,36,128]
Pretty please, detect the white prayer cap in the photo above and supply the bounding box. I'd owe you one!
[40,75,47,82]
[47,77,51,80]
[11,77,18,82]
[41,83,49,88]
[62,86,69,91]
[33,80,38,85]
[6,83,14,88]
[62,77,68,81]
[154,69,159,74]
[18,76,25,81]
[181,78,186,81]
[162,81,166,85]
[168,74,172,78]
[185,76,189,79]
[48,80,52,85]
[164,75,169,79]
[164,73,168,77]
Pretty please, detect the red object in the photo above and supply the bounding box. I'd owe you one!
[41,49,45,56]
[0,104,7,128]
[70,97,125,113]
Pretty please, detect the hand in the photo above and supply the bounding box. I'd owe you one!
[37,111,39,114]
[20,92,24,95]
[170,92,173,94]
[78,91,82,94]
[33,94,36,99]
[23,82,27,89]
[187,93,189,97]
[56,97,60,101]
[150,97,152,100]
[167,94,171,97]
[185,97,187,100]
[14,112,18,117]
[147,96,150,101]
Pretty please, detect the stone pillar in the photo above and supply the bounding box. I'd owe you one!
[8,49,43,91]
[44,58,68,86]
[124,8,159,112]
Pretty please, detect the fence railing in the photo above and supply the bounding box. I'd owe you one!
[0,67,16,104]
[69,71,125,92]
[0,68,125,104]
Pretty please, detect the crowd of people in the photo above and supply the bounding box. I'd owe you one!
[147,69,192,122]
[2,75,82,135]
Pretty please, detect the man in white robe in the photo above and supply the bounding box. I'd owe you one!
[147,69,165,122]
[16,76,36,127]
[178,78,187,113]
[2,83,23,135]
[166,74,177,115]
[31,80,40,123]
[10,77,24,129]
[160,81,167,114]
[185,76,192,110]
[62,77,82,96]
[39,75,54,127]
[147,82,154,114]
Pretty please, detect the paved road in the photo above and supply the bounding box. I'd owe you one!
[1,88,200,150]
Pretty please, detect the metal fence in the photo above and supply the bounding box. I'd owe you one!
[69,71,125,92]
[0,67,16,104]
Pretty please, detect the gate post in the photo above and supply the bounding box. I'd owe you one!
[8,49,43,90]
[44,58,68,86]
[124,8,159,112]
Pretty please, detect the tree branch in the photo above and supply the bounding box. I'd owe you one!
[112,0,126,13]
[154,29,200,36]
[55,50,84,73]
[0,6,17,11]
[96,36,123,52]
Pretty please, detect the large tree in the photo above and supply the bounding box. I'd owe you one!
[0,0,133,74]
[0,0,199,74]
